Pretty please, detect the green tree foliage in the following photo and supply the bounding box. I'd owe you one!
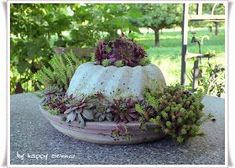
[10,4,140,93]
[11,4,75,93]
[130,4,182,47]
[87,4,141,40]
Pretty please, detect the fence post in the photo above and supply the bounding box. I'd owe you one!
[181,3,189,85]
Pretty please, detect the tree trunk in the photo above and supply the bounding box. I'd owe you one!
[208,25,212,32]
[15,82,24,94]
[154,29,160,47]
[215,22,219,36]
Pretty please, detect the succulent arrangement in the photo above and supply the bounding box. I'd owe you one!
[41,90,141,127]
[95,33,150,67]
[39,35,211,144]
[40,84,212,143]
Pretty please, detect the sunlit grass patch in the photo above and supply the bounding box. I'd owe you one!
[134,28,225,86]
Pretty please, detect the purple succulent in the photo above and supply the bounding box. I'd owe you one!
[95,34,146,67]
[109,98,140,123]
[95,40,108,65]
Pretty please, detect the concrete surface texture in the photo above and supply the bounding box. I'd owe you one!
[10,93,225,165]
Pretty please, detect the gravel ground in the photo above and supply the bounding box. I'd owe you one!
[10,93,225,165]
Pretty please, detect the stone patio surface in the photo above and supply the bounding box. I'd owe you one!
[10,93,225,165]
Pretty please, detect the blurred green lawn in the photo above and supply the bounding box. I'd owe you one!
[134,28,225,85]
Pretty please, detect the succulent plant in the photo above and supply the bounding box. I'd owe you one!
[95,34,146,67]
[114,60,124,67]
[94,109,113,122]
[40,85,64,106]
[63,97,94,128]
[63,93,112,127]
[142,84,207,143]
[92,104,112,121]
[43,85,63,95]
[139,57,151,66]
[48,109,60,115]
[41,86,68,114]
[101,59,111,67]
[95,40,108,65]
[85,93,113,122]
[111,123,129,140]
[66,97,87,110]
[135,100,156,121]
[109,98,140,123]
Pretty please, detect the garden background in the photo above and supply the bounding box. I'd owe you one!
[10,3,225,96]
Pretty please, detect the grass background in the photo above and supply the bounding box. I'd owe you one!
[134,28,225,85]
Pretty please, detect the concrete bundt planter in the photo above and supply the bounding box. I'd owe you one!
[67,62,166,100]
[40,61,167,144]
[40,105,165,144]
